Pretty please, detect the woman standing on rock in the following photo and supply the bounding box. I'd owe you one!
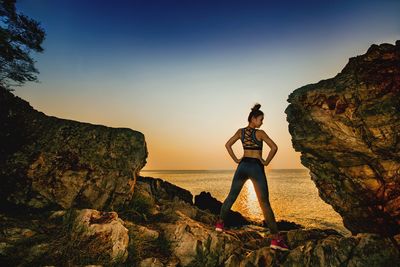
[215,103,289,251]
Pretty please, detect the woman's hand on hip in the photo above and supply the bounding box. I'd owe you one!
[258,157,267,166]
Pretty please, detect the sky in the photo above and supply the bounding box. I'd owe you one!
[13,0,399,170]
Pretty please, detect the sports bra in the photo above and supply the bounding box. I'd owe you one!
[241,127,263,150]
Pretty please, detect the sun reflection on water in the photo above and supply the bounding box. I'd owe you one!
[232,179,263,221]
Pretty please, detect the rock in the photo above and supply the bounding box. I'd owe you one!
[263,219,304,231]
[0,86,147,211]
[136,225,159,240]
[2,227,36,242]
[25,243,50,264]
[347,233,400,267]
[48,210,66,220]
[134,180,157,204]
[71,209,129,263]
[194,191,251,227]
[139,257,164,267]
[160,210,243,266]
[165,256,180,267]
[159,198,198,221]
[224,254,241,267]
[152,196,219,228]
[137,175,193,204]
[286,228,343,248]
[124,220,160,241]
[283,235,356,267]
[238,246,282,267]
[285,40,400,235]
[283,232,400,267]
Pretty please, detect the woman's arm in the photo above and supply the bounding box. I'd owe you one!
[225,129,242,163]
[258,130,278,166]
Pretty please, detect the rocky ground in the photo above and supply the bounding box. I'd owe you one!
[1,175,399,266]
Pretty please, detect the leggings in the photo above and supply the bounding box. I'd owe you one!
[219,157,278,234]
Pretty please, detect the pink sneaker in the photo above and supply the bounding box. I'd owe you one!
[215,220,224,232]
[270,237,289,251]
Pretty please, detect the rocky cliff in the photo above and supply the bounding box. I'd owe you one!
[285,40,400,236]
[0,86,148,211]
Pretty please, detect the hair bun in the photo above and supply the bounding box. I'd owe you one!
[252,103,261,111]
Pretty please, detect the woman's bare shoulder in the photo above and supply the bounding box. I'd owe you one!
[256,130,277,148]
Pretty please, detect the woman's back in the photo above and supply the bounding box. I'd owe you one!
[241,126,263,158]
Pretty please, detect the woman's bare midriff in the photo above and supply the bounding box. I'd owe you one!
[243,149,262,158]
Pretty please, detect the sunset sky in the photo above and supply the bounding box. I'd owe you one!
[14,0,399,170]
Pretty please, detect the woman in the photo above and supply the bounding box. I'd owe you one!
[215,103,289,251]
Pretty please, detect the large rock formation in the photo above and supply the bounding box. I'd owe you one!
[285,41,400,236]
[0,86,147,211]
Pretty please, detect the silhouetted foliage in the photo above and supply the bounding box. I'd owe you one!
[0,0,46,90]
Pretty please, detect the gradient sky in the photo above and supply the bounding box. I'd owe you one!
[14,0,399,170]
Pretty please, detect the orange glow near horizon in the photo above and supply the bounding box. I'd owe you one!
[13,0,399,171]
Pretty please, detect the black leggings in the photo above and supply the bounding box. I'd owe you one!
[219,157,278,233]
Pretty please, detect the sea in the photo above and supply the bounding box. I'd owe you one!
[139,169,351,236]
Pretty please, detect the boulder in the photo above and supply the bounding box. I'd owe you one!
[194,191,252,227]
[137,175,193,204]
[285,40,400,235]
[0,86,147,211]
[159,210,243,266]
[71,209,129,263]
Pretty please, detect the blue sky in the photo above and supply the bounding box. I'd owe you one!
[14,0,400,169]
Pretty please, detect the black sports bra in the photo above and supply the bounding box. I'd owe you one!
[241,127,263,150]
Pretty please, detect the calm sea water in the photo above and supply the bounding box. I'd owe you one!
[139,169,350,235]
